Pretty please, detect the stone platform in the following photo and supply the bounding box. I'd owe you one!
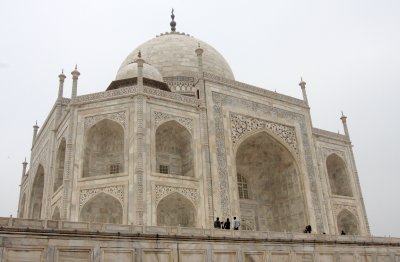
[0,217,399,261]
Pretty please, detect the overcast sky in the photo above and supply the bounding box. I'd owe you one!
[0,0,399,236]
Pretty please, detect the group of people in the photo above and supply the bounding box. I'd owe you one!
[214,217,240,230]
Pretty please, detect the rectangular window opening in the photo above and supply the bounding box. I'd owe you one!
[110,164,120,174]
[159,165,169,174]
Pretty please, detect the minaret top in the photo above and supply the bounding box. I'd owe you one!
[340,111,347,122]
[299,77,306,88]
[170,8,176,32]
[58,69,66,80]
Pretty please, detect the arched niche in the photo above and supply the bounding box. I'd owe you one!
[337,209,359,235]
[235,131,306,232]
[83,119,125,178]
[29,165,45,219]
[52,206,61,220]
[19,193,26,218]
[157,193,196,227]
[326,154,353,197]
[155,121,193,177]
[79,192,123,224]
[53,138,66,192]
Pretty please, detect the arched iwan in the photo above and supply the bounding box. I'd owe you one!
[79,192,123,224]
[157,192,196,227]
[29,164,45,219]
[155,120,193,177]
[326,153,353,197]
[235,131,306,232]
[83,119,125,177]
[52,206,61,220]
[337,209,359,235]
[19,193,26,218]
[53,138,66,192]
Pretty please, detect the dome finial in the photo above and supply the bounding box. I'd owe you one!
[138,50,142,58]
[170,8,176,32]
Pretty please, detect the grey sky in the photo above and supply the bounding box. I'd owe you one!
[1,0,399,236]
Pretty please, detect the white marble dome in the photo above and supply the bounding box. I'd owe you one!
[115,62,163,82]
[116,33,234,80]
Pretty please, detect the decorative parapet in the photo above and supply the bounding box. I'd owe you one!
[73,86,139,104]
[203,72,306,107]
[313,128,349,142]
[230,113,298,155]
[61,98,71,105]
[0,217,398,244]
[72,85,200,107]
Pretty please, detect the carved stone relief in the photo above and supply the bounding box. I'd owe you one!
[230,112,298,155]
[155,185,198,207]
[153,111,193,133]
[79,185,125,209]
[332,203,359,219]
[84,111,126,130]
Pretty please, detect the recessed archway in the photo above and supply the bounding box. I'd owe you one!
[326,154,353,197]
[19,193,26,218]
[79,193,123,224]
[157,193,196,227]
[337,209,359,235]
[53,138,66,192]
[235,131,306,232]
[52,206,61,220]
[29,165,45,219]
[83,119,125,177]
[155,121,193,177]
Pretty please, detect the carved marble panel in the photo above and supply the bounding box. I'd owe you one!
[84,111,126,130]
[155,185,198,207]
[79,185,125,209]
[153,111,193,133]
[230,112,298,155]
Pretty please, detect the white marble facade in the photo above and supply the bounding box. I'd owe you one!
[17,17,369,238]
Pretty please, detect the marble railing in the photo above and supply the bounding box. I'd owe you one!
[72,85,200,106]
[0,217,398,245]
[203,72,306,108]
[313,127,349,141]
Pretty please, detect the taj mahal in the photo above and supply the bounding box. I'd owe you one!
[2,11,399,262]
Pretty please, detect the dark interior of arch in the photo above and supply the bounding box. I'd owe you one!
[83,119,124,177]
[337,209,359,235]
[30,165,45,219]
[326,154,353,197]
[80,193,123,224]
[236,132,306,232]
[52,207,61,220]
[155,121,193,176]
[157,193,195,227]
[53,138,66,192]
[19,194,26,218]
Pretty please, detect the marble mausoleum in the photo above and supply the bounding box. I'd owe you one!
[1,11,399,262]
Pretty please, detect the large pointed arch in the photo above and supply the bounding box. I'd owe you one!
[79,192,123,224]
[83,119,125,178]
[19,193,26,218]
[326,154,353,197]
[157,192,196,227]
[235,130,306,232]
[52,206,61,220]
[53,138,66,192]
[337,209,359,235]
[155,120,194,177]
[29,164,45,219]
